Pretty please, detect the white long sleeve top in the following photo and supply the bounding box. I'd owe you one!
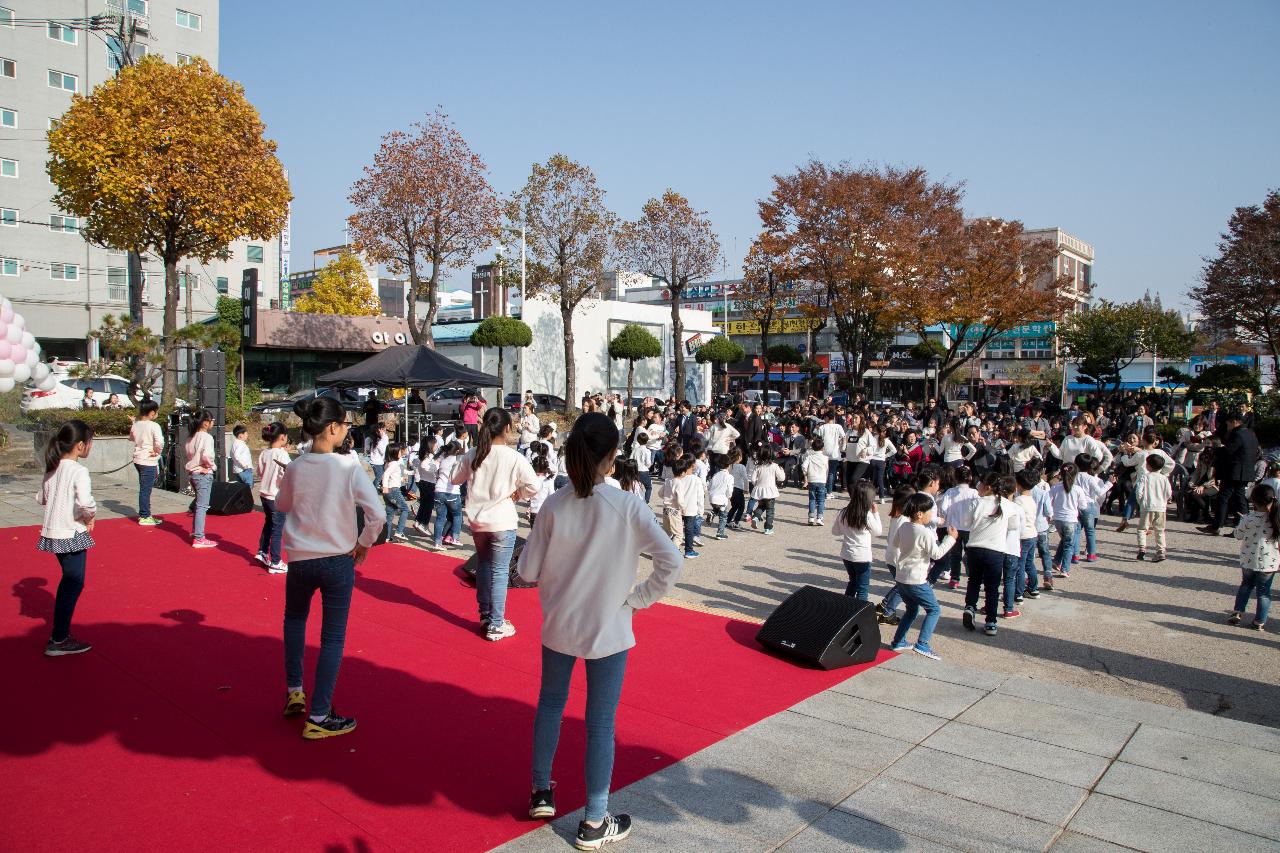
[1074,472,1114,510]
[952,495,1017,552]
[277,451,386,562]
[940,434,975,463]
[750,462,785,500]
[184,431,215,474]
[37,459,96,540]
[1048,482,1089,522]
[1235,511,1280,573]
[831,508,883,562]
[1135,470,1172,514]
[230,438,253,474]
[707,424,740,454]
[529,473,556,514]
[884,514,908,566]
[453,445,541,533]
[1014,494,1039,539]
[708,470,734,507]
[894,522,956,585]
[255,447,290,500]
[671,473,705,517]
[866,438,896,462]
[518,483,684,658]
[816,422,846,459]
[129,419,164,467]
[937,485,979,530]
[1059,434,1114,471]
[1007,443,1042,472]
[802,450,829,485]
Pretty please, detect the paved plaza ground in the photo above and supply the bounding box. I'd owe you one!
[2,427,1276,851]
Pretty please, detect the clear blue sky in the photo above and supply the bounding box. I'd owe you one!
[221,0,1279,309]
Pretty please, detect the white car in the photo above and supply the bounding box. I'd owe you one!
[21,372,135,412]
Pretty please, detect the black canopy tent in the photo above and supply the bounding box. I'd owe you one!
[316,345,500,391]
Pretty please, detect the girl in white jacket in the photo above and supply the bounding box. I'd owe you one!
[518,413,682,848]
[952,473,1018,636]
[36,420,97,657]
[1048,465,1088,579]
[1228,484,1280,631]
[831,481,882,601]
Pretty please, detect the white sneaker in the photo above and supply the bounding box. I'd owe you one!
[267,560,288,574]
[485,620,517,642]
[939,571,951,582]
[807,517,815,525]
[255,552,268,565]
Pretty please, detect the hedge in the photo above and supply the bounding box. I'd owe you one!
[27,408,136,436]
[1257,417,1280,450]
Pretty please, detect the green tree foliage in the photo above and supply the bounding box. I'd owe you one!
[470,316,533,395]
[910,339,947,361]
[1059,299,1196,392]
[1188,363,1261,409]
[608,324,663,417]
[695,336,745,394]
[79,314,164,393]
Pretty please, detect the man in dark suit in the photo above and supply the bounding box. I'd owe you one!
[740,402,766,459]
[1126,404,1152,437]
[1199,409,1260,535]
[675,401,697,450]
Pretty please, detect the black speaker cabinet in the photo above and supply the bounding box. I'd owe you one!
[190,481,254,516]
[756,585,881,670]
[355,505,389,547]
[460,536,535,588]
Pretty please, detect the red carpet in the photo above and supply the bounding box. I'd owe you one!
[0,512,889,852]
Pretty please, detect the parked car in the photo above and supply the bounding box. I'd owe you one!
[423,387,478,419]
[625,395,666,410]
[505,392,568,413]
[742,389,784,408]
[251,387,371,416]
[21,373,135,413]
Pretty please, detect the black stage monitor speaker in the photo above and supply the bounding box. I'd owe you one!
[190,481,254,516]
[756,585,881,670]
[460,536,536,588]
[355,505,389,547]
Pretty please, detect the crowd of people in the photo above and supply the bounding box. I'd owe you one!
[30,385,1276,851]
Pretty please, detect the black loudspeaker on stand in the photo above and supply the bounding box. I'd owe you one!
[756,585,881,670]
[191,481,254,516]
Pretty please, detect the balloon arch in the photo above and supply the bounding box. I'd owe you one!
[0,294,60,394]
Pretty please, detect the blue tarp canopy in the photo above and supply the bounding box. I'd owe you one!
[1067,381,1179,391]
[749,372,827,382]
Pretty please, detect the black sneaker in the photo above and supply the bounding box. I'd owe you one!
[44,636,92,657]
[1025,589,1040,599]
[1228,612,1242,626]
[529,786,556,819]
[1136,551,1146,561]
[575,814,631,851]
[962,608,976,632]
[1014,596,1024,605]
[302,710,357,740]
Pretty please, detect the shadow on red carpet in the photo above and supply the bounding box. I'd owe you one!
[0,513,889,852]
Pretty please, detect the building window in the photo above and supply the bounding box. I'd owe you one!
[50,263,79,281]
[0,208,16,227]
[1,257,17,276]
[108,0,150,13]
[49,214,78,233]
[0,7,12,28]
[246,245,264,263]
[48,117,60,131]
[216,276,228,294]
[0,158,14,178]
[107,38,147,71]
[48,70,78,93]
[1,107,15,128]
[176,9,201,30]
[107,266,128,301]
[177,53,193,66]
[1,58,15,79]
[48,22,78,44]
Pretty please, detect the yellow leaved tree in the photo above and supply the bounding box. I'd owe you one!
[46,56,291,405]
[295,253,382,316]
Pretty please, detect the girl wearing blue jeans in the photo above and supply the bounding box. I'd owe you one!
[518,413,683,850]
[276,397,385,739]
[1228,484,1280,631]
[37,420,97,657]
[889,493,957,660]
[431,441,464,549]
[184,409,217,549]
[832,481,881,601]
[255,421,291,572]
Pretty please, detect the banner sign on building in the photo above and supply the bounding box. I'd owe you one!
[718,317,820,336]
[1189,354,1254,375]
[241,269,258,346]
[684,332,705,355]
[948,321,1057,341]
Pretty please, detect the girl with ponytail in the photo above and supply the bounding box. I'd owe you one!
[1048,464,1085,580]
[184,408,217,549]
[37,419,97,656]
[255,421,291,573]
[517,413,683,844]
[451,406,541,642]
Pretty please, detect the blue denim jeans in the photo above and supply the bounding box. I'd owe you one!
[1002,552,1019,611]
[682,515,699,555]
[825,456,838,492]
[751,498,776,531]
[638,471,652,504]
[370,462,385,489]
[51,549,87,642]
[1053,521,1079,572]
[190,472,213,539]
[135,463,157,518]
[1018,537,1038,595]
[964,546,1004,626]
[843,560,871,601]
[1234,571,1275,624]
[532,646,629,822]
[259,496,285,563]
[881,564,902,613]
[1035,530,1052,579]
[384,489,408,539]
[1077,505,1098,556]
[944,529,970,581]
[474,528,517,629]
[433,492,462,545]
[891,582,940,651]
[236,468,254,488]
[713,504,729,537]
[808,484,828,519]
[283,554,355,718]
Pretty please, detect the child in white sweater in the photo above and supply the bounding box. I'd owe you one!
[831,481,883,601]
[748,448,786,535]
[37,420,97,657]
[1135,453,1172,562]
[1229,484,1280,631]
[888,492,957,659]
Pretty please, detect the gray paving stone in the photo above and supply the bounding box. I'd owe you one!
[878,651,1010,691]
[836,777,1061,853]
[1118,724,1280,795]
[790,690,949,743]
[831,665,989,718]
[1048,831,1140,852]
[1096,761,1280,841]
[885,746,1088,826]
[1068,793,1278,852]
[921,721,1111,788]
[999,675,1280,754]
[957,692,1139,758]
[779,809,957,852]
[735,708,915,774]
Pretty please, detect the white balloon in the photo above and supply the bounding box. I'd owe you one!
[37,374,58,391]
[12,362,30,383]
[0,358,12,378]
[31,362,50,382]
[24,348,37,367]
[10,312,23,329]
[20,330,34,349]
[0,377,13,394]
[3,324,19,344]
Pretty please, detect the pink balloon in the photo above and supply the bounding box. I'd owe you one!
[9,344,24,364]
[0,341,9,360]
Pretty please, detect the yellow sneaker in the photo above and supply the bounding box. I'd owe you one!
[283,689,307,717]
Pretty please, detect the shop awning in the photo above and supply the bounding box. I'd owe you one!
[749,372,827,382]
[1066,382,1177,392]
[317,345,501,390]
[864,368,928,380]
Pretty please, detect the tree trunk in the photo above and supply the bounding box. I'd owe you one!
[424,258,440,348]
[497,346,504,398]
[406,258,423,345]
[127,249,144,326]
[760,323,772,408]
[670,290,685,403]
[626,358,635,422]
[562,301,576,415]
[161,257,180,408]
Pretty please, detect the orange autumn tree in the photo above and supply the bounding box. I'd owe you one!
[348,110,499,347]
[47,56,290,405]
[735,234,805,405]
[899,217,1069,385]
